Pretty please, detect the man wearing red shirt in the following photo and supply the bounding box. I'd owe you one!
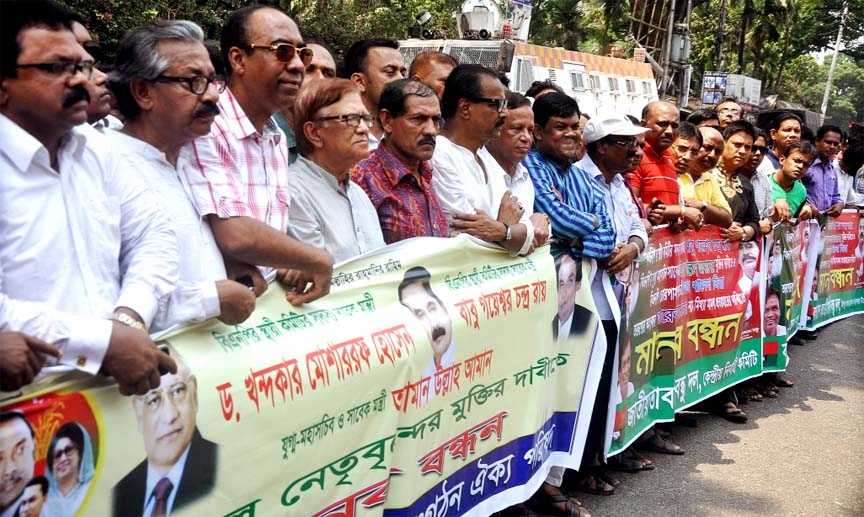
[626,101,680,214]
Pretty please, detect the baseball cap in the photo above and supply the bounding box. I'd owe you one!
[582,115,650,143]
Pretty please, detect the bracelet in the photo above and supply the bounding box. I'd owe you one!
[629,241,641,258]
[501,222,512,242]
[113,311,148,333]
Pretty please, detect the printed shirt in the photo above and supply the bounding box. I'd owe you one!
[802,156,842,211]
[187,87,291,233]
[106,130,224,332]
[523,148,616,259]
[352,139,448,244]
[678,168,733,215]
[286,156,385,264]
[0,117,179,374]
[714,164,760,236]
[769,174,808,214]
[748,168,775,218]
[624,141,680,207]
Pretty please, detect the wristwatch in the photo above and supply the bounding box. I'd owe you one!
[113,311,148,333]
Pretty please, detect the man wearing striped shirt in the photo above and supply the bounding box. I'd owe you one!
[524,92,616,259]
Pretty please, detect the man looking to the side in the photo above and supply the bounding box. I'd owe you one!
[352,79,449,243]
[343,38,406,150]
[678,126,734,228]
[107,20,256,330]
[187,4,333,303]
[408,51,457,100]
[69,17,114,129]
[16,476,48,517]
[398,267,455,377]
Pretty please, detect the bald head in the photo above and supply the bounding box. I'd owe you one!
[640,101,679,151]
[692,126,724,174]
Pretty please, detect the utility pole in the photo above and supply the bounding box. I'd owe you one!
[821,2,848,123]
[660,0,678,97]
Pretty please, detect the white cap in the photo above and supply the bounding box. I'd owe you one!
[582,115,649,143]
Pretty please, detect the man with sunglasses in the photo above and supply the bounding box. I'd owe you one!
[188,4,333,304]
[352,79,450,244]
[431,64,536,256]
[106,20,256,331]
[0,0,178,396]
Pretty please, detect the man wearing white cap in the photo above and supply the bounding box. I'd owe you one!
[569,114,650,493]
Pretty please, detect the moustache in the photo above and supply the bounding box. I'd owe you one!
[192,102,220,119]
[431,326,446,341]
[418,137,436,147]
[62,86,91,109]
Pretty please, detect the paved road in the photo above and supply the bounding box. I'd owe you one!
[576,314,864,517]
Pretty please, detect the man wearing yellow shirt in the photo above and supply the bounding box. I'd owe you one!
[677,126,733,227]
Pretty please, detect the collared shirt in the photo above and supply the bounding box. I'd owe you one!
[747,168,775,218]
[352,139,448,244]
[368,131,381,152]
[837,166,864,207]
[802,156,842,210]
[624,141,679,207]
[142,445,191,517]
[430,135,533,255]
[0,117,178,374]
[106,130,224,332]
[187,87,291,233]
[769,174,808,214]
[582,154,649,320]
[286,156,385,264]
[715,165,760,236]
[524,148,616,259]
[272,112,299,165]
[759,149,781,174]
[678,168,733,214]
[478,147,535,254]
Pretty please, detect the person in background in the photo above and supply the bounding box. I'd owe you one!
[408,51,457,100]
[837,145,864,207]
[343,38,406,150]
[677,126,733,228]
[69,16,115,130]
[757,112,802,175]
[715,97,742,130]
[685,108,720,129]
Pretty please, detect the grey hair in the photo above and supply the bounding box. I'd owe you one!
[109,19,205,120]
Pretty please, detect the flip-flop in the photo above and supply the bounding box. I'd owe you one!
[529,489,590,516]
[626,449,656,470]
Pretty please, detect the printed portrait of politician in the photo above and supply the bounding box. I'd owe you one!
[855,216,864,285]
[398,266,455,379]
[738,239,760,325]
[15,476,48,517]
[763,288,786,338]
[552,252,594,343]
[44,422,96,517]
[0,411,35,517]
[113,346,217,517]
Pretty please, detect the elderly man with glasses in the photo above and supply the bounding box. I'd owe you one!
[106,20,256,331]
[285,79,385,263]
[187,4,333,304]
[431,64,536,255]
[715,97,743,130]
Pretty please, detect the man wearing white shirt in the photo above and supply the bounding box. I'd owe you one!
[106,20,255,331]
[0,1,177,395]
[484,91,551,248]
[431,64,535,256]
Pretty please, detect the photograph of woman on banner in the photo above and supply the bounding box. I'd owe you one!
[44,422,95,517]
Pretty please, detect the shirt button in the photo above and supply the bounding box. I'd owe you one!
[76,356,86,367]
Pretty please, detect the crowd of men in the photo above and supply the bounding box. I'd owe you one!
[2,1,864,516]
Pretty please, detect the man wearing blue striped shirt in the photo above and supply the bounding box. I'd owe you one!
[525,93,616,259]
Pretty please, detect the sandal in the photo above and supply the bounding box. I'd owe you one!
[625,449,655,470]
[607,454,643,473]
[571,474,616,496]
[770,373,793,388]
[637,433,685,455]
[758,384,779,398]
[528,485,591,516]
[596,469,621,487]
[501,503,542,517]
[716,401,748,423]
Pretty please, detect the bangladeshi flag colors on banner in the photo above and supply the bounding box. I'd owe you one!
[3,219,863,517]
[804,211,864,329]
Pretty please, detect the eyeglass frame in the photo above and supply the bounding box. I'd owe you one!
[604,137,641,150]
[247,42,314,66]
[315,113,374,128]
[152,74,227,95]
[469,97,508,113]
[15,60,95,79]
[718,107,741,115]
[52,443,79,461]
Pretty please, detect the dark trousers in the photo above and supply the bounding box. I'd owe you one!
[580,319,618,468]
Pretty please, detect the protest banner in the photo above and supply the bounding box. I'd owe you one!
[803,211,864,329]
[0,236,603,517]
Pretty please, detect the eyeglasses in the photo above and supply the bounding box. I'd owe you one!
[316,113,374,128]
[718,108,741,115]
[53,444,78,461]
[470,97,508,113]
[15,60,95,79]
[141,381,191,412]
[153,75,227,95]
[248,43,314,66]
[752,145,768,154]
[606,138,640,150]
